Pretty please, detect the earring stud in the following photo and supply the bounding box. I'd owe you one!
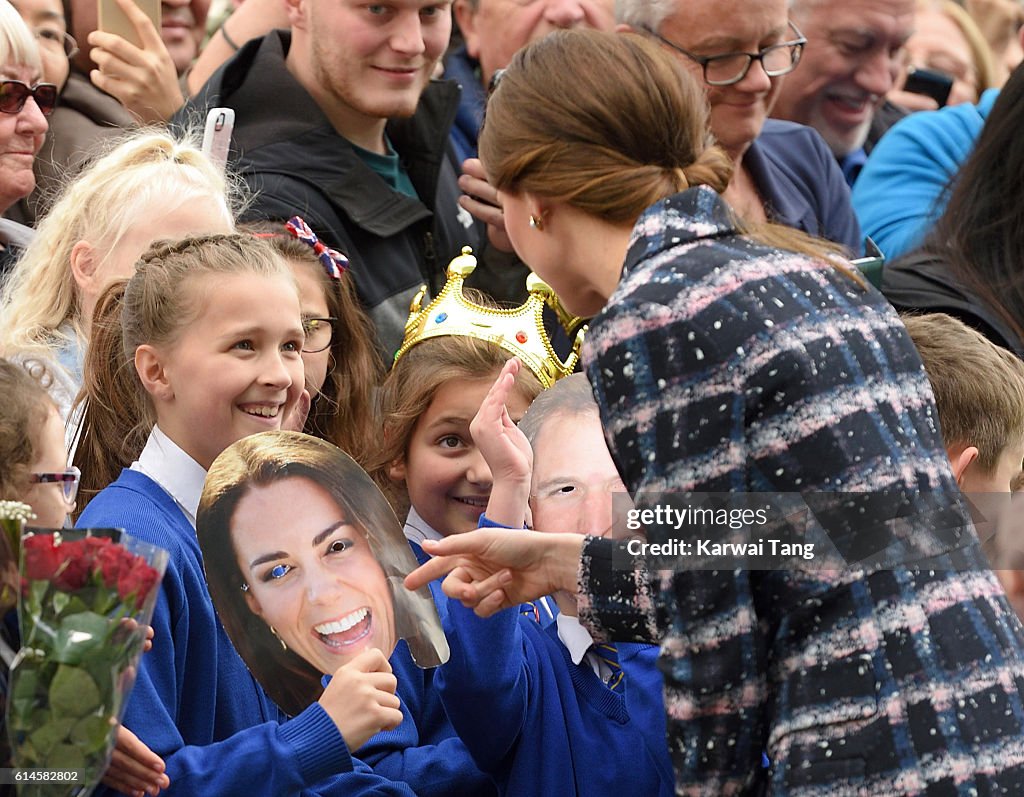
[529,215,544,230]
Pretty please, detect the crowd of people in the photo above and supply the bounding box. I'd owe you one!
[1,0,1024,794]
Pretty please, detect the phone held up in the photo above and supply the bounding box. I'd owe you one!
[201,107,235,173]
[97,0,161,49]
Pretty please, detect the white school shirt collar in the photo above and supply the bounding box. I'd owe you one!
[556,612,596,666]
[403,506,446,546]
[557,612,615,682]
[130,426,207,530]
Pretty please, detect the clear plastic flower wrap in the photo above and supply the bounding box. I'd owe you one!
[6,528,167,796]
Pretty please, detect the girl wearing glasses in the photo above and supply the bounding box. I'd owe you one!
[408,30,1024,794]
[0,360,168,791]
[0,359,73,529]
[244,218,383,467]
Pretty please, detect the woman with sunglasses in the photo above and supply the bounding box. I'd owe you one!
[408,29,1024,794]
[6,0,135,227]
[0,1,53,276]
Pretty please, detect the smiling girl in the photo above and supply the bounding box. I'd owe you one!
[73,235,411,797]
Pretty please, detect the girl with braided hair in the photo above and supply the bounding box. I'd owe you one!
[74,233,413,797]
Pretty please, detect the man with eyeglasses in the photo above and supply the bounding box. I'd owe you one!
[771,0,916,185]
[616,0,861,254]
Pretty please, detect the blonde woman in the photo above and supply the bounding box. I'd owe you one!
[0,130,235,437]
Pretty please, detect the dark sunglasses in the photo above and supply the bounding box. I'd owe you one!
[0,80,58,117]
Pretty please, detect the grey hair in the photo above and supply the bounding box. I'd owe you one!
[519,373,600,448]
[613,0,680,31]
[617,0,809,30]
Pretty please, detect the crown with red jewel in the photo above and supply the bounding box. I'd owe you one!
[393,247,585,389]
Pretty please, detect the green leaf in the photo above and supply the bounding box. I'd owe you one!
[48,664,101,716]
[26,716,75,756]
[51,590,70,616]
[52,611,110,666]
[49,741,86,771]
[70,714,114,755]
[8,666,41,720]
[65,595,90,615]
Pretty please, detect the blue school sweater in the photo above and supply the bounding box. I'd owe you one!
[358,577,497,797]
[436,599,675,797]
[82,469,413,797]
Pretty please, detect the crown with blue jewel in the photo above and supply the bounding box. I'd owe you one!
[393,247,585,389]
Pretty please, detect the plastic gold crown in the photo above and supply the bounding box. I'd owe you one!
[393,247,585,389]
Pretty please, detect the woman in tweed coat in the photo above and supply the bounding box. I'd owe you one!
[408,29,1024,796]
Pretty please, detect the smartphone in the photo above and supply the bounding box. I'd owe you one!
[903,67,953,109]
[97,0,161,49]
[202,107,235,172]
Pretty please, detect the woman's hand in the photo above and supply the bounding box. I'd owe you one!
[404,529,585,617]
[102,726,170,797]
[318,648,403,751]
[87,0,185,124]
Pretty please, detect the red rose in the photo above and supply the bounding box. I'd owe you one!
[95,545,124,590]
[51,539,92,591]
[118,559,161,610]
[22,534,62,581]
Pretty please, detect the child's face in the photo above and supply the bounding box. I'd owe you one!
[391,373,532,535]
[289,259,332,397]
[962,435,1024,495]
[149,273,305,470]
[529,411,626,538]
[23,405,72,527]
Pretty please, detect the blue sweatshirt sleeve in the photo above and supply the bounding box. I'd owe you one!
[359,695,494,797]
[357,583,496,797]
[851,98,990,260]
[105,568,354,796]
[434,599,529,773]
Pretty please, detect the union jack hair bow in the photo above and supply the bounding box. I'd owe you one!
[284,216,349,280]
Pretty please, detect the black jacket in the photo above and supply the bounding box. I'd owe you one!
[882,248,1024,357]
[180,31,525,358]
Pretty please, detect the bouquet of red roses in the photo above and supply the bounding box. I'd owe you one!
[5,529,167,797]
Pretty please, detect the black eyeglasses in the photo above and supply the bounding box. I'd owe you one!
[33,27,79,59]
[31,466,81,504]
[0,80,58,116]
[302,317,337,353]
[646,20,807,87]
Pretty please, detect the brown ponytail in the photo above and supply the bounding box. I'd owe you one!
[73,280,148,511]
[480,29,859,283]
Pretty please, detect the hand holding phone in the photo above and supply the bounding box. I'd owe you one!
[90,0,183,124]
